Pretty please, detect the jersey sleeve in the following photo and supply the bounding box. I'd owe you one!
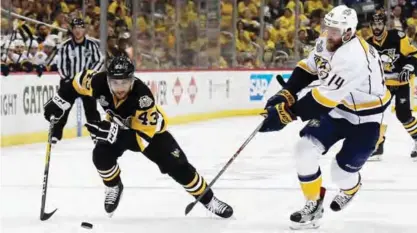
[57,69,96,104]
[72,69,96,96]
[291,49,366,121]
[399,33,417,68]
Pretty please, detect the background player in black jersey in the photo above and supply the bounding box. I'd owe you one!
[43,56,233,218]
[367,10,417,161]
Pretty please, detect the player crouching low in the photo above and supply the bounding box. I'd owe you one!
[259,6,390,229]
[43,56,233,218]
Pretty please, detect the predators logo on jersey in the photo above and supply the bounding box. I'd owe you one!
[314,55,331,79]
[379,48,400,72]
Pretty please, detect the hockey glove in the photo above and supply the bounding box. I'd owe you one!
[265,89,297,109]
[399,64,414,83]
[85,121,119,144]
[43,94,72,122]
[259,102,297,132]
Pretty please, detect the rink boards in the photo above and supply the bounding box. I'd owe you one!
[0,70,291,146]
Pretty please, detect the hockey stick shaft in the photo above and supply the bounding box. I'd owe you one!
[276,74,287,88]
[185,121,264,215]
[40,117,58,221]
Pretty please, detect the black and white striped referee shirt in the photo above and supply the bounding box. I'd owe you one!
[57,36,104,80]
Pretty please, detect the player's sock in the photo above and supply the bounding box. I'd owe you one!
[298,168,323,201]
[403,117,417,139]
[182,172,212,203]
[97,164,121,187]
[290,187,326,230]
[369,124,387,160]
[172,168,233,218]
[330,174,362,212]
[402,118,417,160]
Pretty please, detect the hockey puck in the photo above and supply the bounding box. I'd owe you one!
[81,222,93,229]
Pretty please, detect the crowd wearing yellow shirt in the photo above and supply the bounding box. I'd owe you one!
[8,0,415,70]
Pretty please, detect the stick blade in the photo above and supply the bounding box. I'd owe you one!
[185,202,196,215]
[40,208,58,221]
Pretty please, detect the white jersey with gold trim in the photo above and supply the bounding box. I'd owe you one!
[297,36,391,125]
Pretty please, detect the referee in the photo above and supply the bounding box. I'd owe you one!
[54,18,103,143]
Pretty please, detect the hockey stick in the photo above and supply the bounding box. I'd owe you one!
[40,116,58,221]
[276,74,287,88]
[185,121,264,215]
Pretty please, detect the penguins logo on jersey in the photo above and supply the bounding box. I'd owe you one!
[314,55,331,79]
[379,48,400,72]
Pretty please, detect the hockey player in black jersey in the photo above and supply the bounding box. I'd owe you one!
[43,56,233,218]
[367,11,417,161]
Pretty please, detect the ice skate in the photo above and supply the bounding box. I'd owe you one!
[104,181,124,217]
[290,187,326,230]
[330,183,361,212]
[204,196,233,218]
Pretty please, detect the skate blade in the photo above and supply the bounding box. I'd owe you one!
[412,157,417,162]
[107,212,114,218]
[289,219,321,230]
[367,155,382,162]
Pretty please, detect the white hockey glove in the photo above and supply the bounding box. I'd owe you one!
[399,64,415,83]
[43,94,71,122]
[85,121,119,144]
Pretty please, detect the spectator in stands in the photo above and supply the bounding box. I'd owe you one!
[221,0,233,30]
[407,8,417,31]
[304,0,322,17]
[321,0,334,14]
[407,25,416,44]
[309,9,324,34]
[295,28,314,59]
[391,5,406,31]
[356,22,372,40]
[264,0,283,24]
[238,0,258,19]
[286,0,304,15]
[269,19,288,44]
[36,24,49,44]
[278,8,295,31]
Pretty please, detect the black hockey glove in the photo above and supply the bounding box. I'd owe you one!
[85,121,119,144]
[43,94,71,122]
[399,64,414,83]
[259,102,296,132]
[265,89,297,109]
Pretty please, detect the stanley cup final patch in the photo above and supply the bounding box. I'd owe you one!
[139,95,153,108]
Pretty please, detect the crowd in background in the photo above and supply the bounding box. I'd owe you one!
[1,0,417,75]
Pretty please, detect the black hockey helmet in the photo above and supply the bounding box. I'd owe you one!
[371,13,387,24]
[107,55,135,80]
[70,18,85,28]
[370,5,387,25]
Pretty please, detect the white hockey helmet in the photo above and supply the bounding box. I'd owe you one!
[26,40,39,49]
[324,5,358,37]
[12,39,25,48]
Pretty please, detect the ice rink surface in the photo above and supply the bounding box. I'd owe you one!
[1,115,417,233]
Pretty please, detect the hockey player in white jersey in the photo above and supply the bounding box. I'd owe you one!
[259,5,390,229]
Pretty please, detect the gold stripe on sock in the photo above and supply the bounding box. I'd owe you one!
[344,183,361,195]
[184,173,199,188]
[103,168,121,181]
[190,181,207,196]
[300,176,322,201]
[404,118,417,129]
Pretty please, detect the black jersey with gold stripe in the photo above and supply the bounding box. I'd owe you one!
[367,29,417,86]
[59,69,168,151]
